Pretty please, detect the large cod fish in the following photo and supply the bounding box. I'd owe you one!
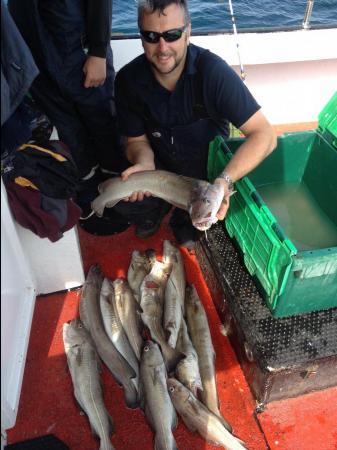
[79,265,139,409]
[168,378,246,450]
[91,170,224,231]
[185,284,232,432]
[63,319,115,450]
[140,341,178,450]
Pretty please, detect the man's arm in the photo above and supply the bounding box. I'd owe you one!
[83,0,112,88]
[214,109,277,220]
[120,134,156,202]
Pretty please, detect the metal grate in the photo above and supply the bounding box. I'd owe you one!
[198,224,337,370]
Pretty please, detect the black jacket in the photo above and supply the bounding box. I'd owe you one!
[1,1,39,126]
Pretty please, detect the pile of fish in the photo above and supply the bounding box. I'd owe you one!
[63,240,246,450]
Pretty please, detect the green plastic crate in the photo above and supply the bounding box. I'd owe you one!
[207,94,337,318]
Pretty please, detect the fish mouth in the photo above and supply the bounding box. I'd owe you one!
[193,221,213,231]
[192,215,219,231]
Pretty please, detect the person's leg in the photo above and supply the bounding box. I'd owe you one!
[114,197,171,238]
[76,100,128,174]
[73,48,128,174]
[169,208,201,250]
[30,74,98,178]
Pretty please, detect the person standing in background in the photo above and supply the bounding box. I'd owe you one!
[8,0,130,234]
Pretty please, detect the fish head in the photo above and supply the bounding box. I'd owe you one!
[167,377,190,403]
[189,181,223,231]
[175,355,201,396]
[142,340,163,365]
[144,248,157,268]
[112,277,127,296]
[62,319,88,351]
[163,240,175,257]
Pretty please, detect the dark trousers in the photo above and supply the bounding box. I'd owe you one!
[31,73,128,178]
[113,196,190,228]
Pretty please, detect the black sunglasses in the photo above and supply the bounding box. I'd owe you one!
[140,25,187,44]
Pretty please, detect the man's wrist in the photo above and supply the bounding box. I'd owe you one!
[215,170,235,194]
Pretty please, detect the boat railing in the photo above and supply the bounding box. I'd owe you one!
[303,0,315,29]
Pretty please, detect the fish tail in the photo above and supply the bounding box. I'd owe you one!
[99,439,115,450]
[154,433,178,450]
[166,328,178,349]
[162,345,184,374]
[217,413,233,433]
[123,380,140,409]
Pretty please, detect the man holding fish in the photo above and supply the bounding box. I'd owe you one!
[111,0,276,248]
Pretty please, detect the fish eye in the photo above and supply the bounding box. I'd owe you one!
[78,323,82,328]
[169,386,175,392]
[144,346,149,352]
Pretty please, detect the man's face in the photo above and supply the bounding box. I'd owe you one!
[140,3,191,76]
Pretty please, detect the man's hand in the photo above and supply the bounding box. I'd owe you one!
[83,56,107,88]
[214,178,232,221]
[121,162,155,202]
[216,194,231,220]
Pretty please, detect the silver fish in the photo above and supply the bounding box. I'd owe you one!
[112,278,144,361]
[140,341,178,450]
[127,249,156,303]
[63,319,115,450]
[92,170,224,231]
[163,240,186,314]
[163,240,185,347]
[79,265,139,409]
[168,378,246,450]
[185,284,232,432]
[164,277,183,349]
[144,259,172,300]
[100,277,139,381]
[140,276,183,372]
[175,319,202,396]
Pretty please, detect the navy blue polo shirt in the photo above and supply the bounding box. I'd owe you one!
[115,43,260,138]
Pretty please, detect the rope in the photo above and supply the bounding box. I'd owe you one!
[227,0,246,81]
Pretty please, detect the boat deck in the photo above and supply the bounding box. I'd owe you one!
[6,216,337,450]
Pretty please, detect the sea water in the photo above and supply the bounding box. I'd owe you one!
[257,182,337,251]
[112,0,337,35]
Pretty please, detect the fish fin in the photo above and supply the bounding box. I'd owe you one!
[123,380,139,410]
[171,407,178,430]
[218,414,233,433]
[89,422,100,440]
[105,200,119,209]
[75,346,82,366]
[151,366,162,386]
[154,435,177,450]
[162,346,184,374]
[145,403,155,430]
[138,379,145,411]
[188,395,202,417]
[134,301,143,314]
[73,391,90,419]
[180,411,198,433]
[107,413,115,436]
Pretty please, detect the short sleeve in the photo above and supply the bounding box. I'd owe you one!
[203,53,260,128]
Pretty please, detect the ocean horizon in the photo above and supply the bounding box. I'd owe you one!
[112,0,337,35]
